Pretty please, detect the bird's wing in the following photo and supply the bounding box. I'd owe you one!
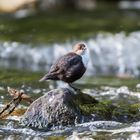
[49,53,82,74]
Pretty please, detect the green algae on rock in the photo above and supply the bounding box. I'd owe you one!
[20,86,140,129]
[80,101,140,123]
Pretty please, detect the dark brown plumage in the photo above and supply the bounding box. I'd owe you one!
[39,52,86,83]
[39,43,89,90]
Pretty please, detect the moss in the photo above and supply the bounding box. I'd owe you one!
[79,100,115,120]
[78,96,140,123]
[130,103,140,112]
[129,104,140,121]
[112,103,140,123]
[74,92,98,105]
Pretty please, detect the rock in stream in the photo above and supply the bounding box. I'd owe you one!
[20,88,97,129]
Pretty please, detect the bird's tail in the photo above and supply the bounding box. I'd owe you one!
[39,73,58,82]
[39,77,46,82]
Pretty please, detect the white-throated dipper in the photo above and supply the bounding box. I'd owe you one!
[39,42,89,91]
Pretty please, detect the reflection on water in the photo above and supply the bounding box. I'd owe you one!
[0,32,140,77]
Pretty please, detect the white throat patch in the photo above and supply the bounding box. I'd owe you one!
[80,49,89,68]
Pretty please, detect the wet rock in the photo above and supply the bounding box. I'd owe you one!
[112,103,140,123]
[21,88,98,129]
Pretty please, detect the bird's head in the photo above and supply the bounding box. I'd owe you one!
[73,42,89,67]
[73,42,88,56]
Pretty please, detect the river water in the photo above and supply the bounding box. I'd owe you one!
[0,31,140,77]
[0,32,140,139]
[1,82,140,139]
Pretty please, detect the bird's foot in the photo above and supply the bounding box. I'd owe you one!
[68,83,81,94]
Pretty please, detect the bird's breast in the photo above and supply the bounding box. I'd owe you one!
[81,52,89,68]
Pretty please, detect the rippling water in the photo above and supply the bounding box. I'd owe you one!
[0,32,140,77]
[1,80,140,139]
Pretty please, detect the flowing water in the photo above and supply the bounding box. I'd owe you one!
[1,33,140,139]
[1,75,140,139]
[0,31,140,77]
[1,32,140,139]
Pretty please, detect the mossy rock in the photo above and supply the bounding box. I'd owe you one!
[79,100,115,121]
[20,87,140,129]
[112,103,140,123]
[20,88,98,129]
[80,100,140,123]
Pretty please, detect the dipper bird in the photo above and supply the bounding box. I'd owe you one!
[39,42,89,91]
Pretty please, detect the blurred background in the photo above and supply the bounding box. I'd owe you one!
[1,1,140,139]
[0,0,140,86]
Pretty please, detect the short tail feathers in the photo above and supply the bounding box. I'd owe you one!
[39,73,58,82]
[39,76,47,82]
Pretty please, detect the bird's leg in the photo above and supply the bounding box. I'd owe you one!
[48,81,58,90]
[68,83,81,93]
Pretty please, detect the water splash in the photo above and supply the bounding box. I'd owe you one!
[0,32,140,77]
[0,120,140,138]
[1,83,140,139]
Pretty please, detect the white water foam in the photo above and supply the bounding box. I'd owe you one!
[0,32,140,77]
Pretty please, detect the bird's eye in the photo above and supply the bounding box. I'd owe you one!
[80,44,85,50]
